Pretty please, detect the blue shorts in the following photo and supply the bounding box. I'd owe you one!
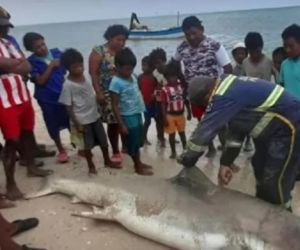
[121,114,143,156]
[38,101,70,139]
[144,103,156,120]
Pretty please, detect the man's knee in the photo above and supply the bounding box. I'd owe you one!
[256,180,289,205]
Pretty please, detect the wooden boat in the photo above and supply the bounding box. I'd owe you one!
[128,12,183,40]
[129,26,183,40]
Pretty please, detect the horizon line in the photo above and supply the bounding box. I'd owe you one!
[13,4,300,28]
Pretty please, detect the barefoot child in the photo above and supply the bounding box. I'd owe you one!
[149,48,168,147]
[24,32,69,163]
[138,56,158,145]
[59,49,119,174]
[161,61,190,159]
[110,48,153,175]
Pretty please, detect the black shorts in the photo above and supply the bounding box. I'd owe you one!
[83,119,108,150]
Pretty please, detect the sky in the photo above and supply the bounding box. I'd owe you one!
[2,0,300,26]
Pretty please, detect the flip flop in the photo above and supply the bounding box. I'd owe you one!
[22,245,46,250]
[11,218,39,237]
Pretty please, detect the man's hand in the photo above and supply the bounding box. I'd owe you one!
[218,165,233,186]
[49,59,60,68]
[96,92,105,105]
[119,123,128,135]
[75,123,84,133]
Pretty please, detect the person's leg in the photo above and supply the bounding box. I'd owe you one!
[143,115,151,145]
[169,133,176,159]
[107,123,121,155]
[91,119,122,169]
[244,135,253,152]
[53,134,68,163]
[20,131,52,177]
[156,102,166,147]
[84,149,97,174]
[131,151,153,175]
[177,115,187,151]
[3,139,23,200]
[179,131,187,150]
[101,146,121,169]
[256,136,300,210]
[0,225,20,250]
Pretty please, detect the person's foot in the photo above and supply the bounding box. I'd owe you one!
[111,153,122,164]
[144,139,151,146]
[0,196,15,209]
[6,185,24,201]
[19,159,44,168]
[141,163,153,169]
[34,148,56,158]
[56,151,69,164]
[135,166,153,176]
[121,148,128,154]
[27,168,53,177]
[88,167,98,175]
[244,142,253,152]
[159,140,166,148]
[104,160,122,169]
[169,152,177,159]
[205,148,217,158]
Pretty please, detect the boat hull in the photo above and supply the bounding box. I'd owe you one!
[129,26,184,40]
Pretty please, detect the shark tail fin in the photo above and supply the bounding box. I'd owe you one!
[25,176,58,199]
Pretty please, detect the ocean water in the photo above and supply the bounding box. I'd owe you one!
[11,6,300,73]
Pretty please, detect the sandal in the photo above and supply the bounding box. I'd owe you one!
[56,151,69,164]
[11,218,39,237]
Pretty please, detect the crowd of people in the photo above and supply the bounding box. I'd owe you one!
[0,5,300,249]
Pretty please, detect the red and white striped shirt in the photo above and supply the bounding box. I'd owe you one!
[0,38,29,109]
[161,83,184,114]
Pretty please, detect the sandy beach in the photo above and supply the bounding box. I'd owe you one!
[1,99,300,250]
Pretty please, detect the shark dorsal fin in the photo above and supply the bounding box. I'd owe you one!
[170,167,217,199]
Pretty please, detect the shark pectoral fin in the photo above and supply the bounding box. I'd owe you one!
[71,196,82,204]
[25,187,54,199]
[72,206,116,222]
[25,176,57,200]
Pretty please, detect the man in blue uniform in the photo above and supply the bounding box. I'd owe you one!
[178,74,300,210]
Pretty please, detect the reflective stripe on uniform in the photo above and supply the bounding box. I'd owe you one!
[273,113,296,208]
[187,140,207,153]
[250,113,275,138]
[256,85,284,109]
[215,75,236,96]
[225,140,243,148]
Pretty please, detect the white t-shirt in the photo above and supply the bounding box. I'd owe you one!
[59,78,100,125]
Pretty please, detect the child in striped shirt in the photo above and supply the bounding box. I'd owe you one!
[161,61,191,159]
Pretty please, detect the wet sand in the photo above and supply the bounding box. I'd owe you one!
[1,100,300,250]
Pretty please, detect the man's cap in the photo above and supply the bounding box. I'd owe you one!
[232,42,246,52]
[188,76,215,106]
[0,7,13,28]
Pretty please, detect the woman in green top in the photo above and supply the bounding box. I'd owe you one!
[89,25,129,164]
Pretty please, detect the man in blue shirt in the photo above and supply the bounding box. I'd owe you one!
[280,24,300,98]
[178,75,300,211]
